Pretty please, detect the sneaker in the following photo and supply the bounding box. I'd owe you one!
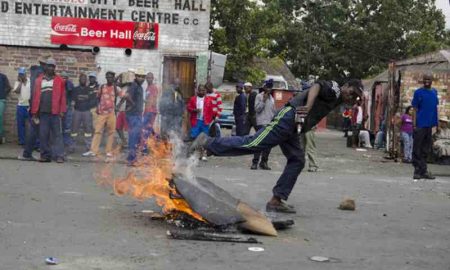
[259,162,271,170]
[422,172,435,180]
[56,157,64,163]
[106,153,113,158]
[188,133,211,154]
[266,201,296,214]
[82,151,96,157]
[250,163,258,170]
[307,167,318,172]
[18,155,36,161]
[201,156,208,161]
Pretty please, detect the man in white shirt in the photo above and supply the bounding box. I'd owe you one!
[13,67,30,145]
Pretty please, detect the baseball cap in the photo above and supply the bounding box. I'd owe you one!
[88,72,97,78]
[46,58,57,66]
[18,67,26,75]
[244,82,253,87]
[236,82,244,88]
[263,79,274,89]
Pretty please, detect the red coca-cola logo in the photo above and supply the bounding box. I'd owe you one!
[133,31,156,41]
[54,23,78,33]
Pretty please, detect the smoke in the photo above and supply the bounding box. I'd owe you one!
[169,131,198,183]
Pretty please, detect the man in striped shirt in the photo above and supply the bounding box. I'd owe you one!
[205,82,223,120]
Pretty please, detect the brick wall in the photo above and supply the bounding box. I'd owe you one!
[0,46,96,143]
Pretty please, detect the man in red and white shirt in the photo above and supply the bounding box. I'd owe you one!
[83,71,123,158]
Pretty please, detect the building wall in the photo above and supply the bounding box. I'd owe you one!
[0,46,97,142]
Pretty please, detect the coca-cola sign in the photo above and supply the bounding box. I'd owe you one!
[51,17,159,49]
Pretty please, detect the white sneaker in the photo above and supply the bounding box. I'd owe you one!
[201,156,208,161]
[82,151,96,157]
[106,153,113,158]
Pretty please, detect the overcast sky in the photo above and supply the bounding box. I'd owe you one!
[436,0,450,29]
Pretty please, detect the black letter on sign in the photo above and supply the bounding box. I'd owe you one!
[1,1,9,13]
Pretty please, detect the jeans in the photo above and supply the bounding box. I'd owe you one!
[39,113,64,160]
[412,127,432,175]
[142,112,157,143]
[126,114,142,163]
[16,105,29,145]
[22,113,40,158]
[207,107,304,200]
[0,99,5,138]
[62,107,73,146]
[401,131,413,161]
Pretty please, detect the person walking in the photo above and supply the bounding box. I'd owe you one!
[142,72,159,144]
[233,83,246,136]
[83,71,122,158]
[122,68,145,166]
[0,70,11,144]
[251,81,276,170]
[411,74,439,180]
[70,73,94,153]
[190,79,363,213]
[13,67,30,145]
[400,106,414,163]
[30,58,66,163]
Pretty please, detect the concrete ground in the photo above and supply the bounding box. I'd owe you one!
[0,130,449,270]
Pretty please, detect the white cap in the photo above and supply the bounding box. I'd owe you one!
[244,82,253,87]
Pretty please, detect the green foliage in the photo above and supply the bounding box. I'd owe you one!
[210,0,450,81]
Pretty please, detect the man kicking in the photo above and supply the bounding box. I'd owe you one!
[190,80,363,213]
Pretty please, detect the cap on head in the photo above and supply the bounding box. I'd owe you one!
[135,67,146,76]
[61,71,69,77]
[264,79,274,89]
[46,58,57,66]
[18,67,26,75]
[236,82,244,88]
[88,72,97,78]
[244,82,253,87]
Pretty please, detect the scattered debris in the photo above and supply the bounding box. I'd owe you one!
[271,220,295,230]
[309,256,329,262]
[167,230,260,243]
[248,247,265,252]
[338,198,356,211]
[45,257,58,265]
[356,148,367,152]
[383,213,387,217]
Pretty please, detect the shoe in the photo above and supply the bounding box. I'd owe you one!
[18,155,36,161]
[250,163,258,170]
[201,156,208,161]
[82,151,96,157]
[413,174,422,180]
[307,167,318,172]
[402,159,411,164]
[106,153,113,158]
[421,172,435,180]
[259,162,271,170]
[266,201,297,214]
[56,157,64,163]
[188,133,211,154]
[38,158,51,163]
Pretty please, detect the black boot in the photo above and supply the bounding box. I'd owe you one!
[250,163,258,170]
[259,161,271,170]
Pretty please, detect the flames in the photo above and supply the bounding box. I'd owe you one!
[97,136,205,222]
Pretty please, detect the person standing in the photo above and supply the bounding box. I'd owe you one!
[122,68,145,166]
[205,82,223,137]
[13,67,30,145]
[83,71,122,158]
[61,71,74,150]
[411,74,439,180]
[187,84,214,160]
[115,72,133,149]
[400,106,414,163]
[88,72,99,125]
[190,80,363,213]
[30,58,66,163]
[142,72,159,143]
[159,78,185,140]
[19,57,46,160]
[342,107,352,137]
[233,83,246,136]
[351,99,363,147]
[0,70,12,144]
[303,127,319,172]
[251,82,276,170]
[244,82,257,135]
[70,73,94,153]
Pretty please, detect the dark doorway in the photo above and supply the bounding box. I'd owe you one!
[162,56,196,101]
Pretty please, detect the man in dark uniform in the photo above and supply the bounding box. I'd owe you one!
[190,79,363,213]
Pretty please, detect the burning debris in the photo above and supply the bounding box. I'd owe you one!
[96,135,293,240]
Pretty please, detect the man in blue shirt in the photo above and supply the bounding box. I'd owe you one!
[411,74,439,180]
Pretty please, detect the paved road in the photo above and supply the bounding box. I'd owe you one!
[0,131,449,270]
